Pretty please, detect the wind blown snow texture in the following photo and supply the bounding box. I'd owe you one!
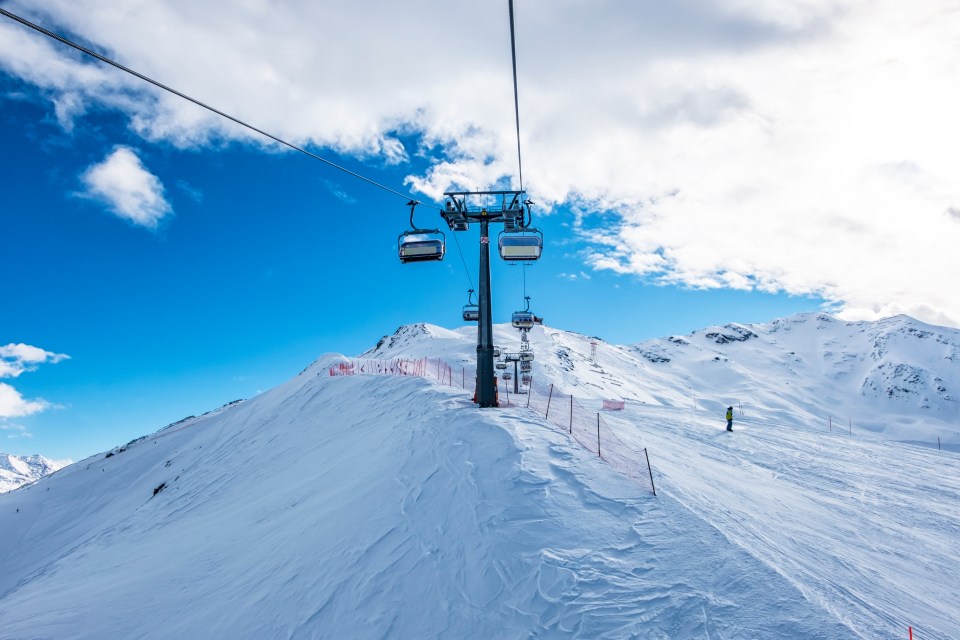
[1,313,958,639]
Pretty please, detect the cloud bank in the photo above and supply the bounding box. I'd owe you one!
[1,0,958,326]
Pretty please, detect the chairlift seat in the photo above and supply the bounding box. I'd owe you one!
[495,362,507,370]
[399,237,445,263]
[519,352,534,362]
[499,232,542,261]
[462,306,479,322]
[512,311,535,329]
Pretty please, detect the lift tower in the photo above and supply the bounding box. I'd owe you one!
[441,190,534,407]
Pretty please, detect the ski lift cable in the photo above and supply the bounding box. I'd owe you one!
[508,0,524,193]
[451,230,475,291]
[522,261,527,300]
[0,7,439,211]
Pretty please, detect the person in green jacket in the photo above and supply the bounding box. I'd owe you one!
[726,406,733,431]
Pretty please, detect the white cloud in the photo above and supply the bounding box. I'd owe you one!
[0,343,69,424]
[0,343,70,378]
[1,0,959,326]
[0,383,48,419]
[79,146,172,228]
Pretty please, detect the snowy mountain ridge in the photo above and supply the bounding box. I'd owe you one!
[366,312,959,444]
[1,312,958,638]
[0,453,66,494]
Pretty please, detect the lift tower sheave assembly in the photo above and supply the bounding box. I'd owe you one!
[441,190,537,407]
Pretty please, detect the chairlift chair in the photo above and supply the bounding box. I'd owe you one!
[512,312,535,329]
[512,296,536,329]
[520,362,532,373]
[521,374,532,384]
[499,229,543,262]
[399,201,445,264]
[503,372,512,380]
[495,362,507,370]
[462,289,479,322]
[519,352,534,362]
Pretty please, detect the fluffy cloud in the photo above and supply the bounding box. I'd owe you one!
[0,343,70,379]
[0,383,48,419]
[0,344,68,423]
[1,0,958,325]
[79,146,172,228]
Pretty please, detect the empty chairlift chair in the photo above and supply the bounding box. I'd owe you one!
[398,200,445,264]
[499,229,543,262]
[512,311,535,329]
[462,289,479,322]
[512,295,536,330]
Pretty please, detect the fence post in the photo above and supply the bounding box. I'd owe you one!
[849,418,852,435]
[596,413,601,457]
[829,415,832,432]
[939,436,941,451]
[527,383,532,408]
[569,395,573,434]
[545,384,554,419]
[644,448,656,496]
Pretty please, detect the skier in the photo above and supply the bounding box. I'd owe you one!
[725,406,734,431]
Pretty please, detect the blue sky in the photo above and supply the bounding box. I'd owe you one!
[2,0,957,461]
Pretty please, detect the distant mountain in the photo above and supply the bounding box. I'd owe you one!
[365,313,960,443]
[0,453,67,493]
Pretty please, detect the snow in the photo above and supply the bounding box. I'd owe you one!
[1,313,958,638]
[0,454,66,494]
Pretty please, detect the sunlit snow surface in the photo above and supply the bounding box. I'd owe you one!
[1,314,958,639]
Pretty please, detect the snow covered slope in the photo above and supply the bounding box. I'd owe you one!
[0,453,66,494]
[1,314,958,639]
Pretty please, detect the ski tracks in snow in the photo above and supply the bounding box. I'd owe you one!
[602,403,960,639]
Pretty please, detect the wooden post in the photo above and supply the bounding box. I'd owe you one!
[545,384,554,418]
[569,395,574,434]
[645,448,656,496]
[597,413,601,457]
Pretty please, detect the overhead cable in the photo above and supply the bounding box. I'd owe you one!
[507,0,524,193]
[0,7,435,209]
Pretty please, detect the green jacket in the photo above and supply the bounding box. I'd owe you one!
[725,409,733,420]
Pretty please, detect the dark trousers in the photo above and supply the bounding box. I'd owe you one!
[726,419,733,431]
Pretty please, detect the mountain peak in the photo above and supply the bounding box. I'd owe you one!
[0,453,67,493]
